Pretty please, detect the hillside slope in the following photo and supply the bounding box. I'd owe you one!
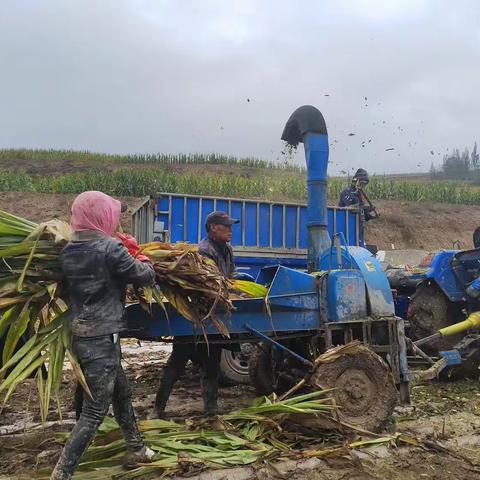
[0,192,476,251]
[366,200,479,250]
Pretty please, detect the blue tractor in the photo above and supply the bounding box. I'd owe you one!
[382,244,480,382]
[387,249,480,354]
[126,105,410,432]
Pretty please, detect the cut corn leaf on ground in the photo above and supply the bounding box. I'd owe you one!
[35,389,409,479]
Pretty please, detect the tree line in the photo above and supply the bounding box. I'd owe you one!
[430,142,480,181]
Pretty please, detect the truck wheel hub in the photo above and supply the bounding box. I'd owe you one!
[337,369,374,410]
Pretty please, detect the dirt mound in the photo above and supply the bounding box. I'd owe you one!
[366,200,480,251]
[0,192,146,232]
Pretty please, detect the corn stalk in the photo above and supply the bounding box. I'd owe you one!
[0,211,267,418]
[0,212,89,422]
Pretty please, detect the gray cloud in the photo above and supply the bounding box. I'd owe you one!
[0,0,479,174]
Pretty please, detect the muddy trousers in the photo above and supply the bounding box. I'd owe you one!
[155,342,222,417]
[51,335,144,480]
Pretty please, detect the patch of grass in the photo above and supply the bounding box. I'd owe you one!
[12,167,307,200]
[0,149,305,172]
[0,172,36,192]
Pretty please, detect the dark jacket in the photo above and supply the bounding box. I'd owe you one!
[60,231,155,337]
[339,186,377,221]
[198,235,236,278]
[339,185,361,207]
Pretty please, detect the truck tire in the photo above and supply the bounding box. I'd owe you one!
[309,349,397,432]
[408,283,463,352]
[219,344,253,386]
[248,343,275,395]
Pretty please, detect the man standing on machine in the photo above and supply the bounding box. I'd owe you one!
[339,168,378,221]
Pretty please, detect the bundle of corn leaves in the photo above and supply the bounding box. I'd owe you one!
[0,212,79,422]
[0,211,266,420]
[139,242,267,338]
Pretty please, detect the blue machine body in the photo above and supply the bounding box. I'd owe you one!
[439,349,462,366]
[320,246,395,316]
[126,266,320,338]
[326,270,367,321]
[127,110,394,338]
[127,259,378,338]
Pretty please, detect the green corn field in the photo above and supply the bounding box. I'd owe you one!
[0,149,305,172]
[1,149,480,204]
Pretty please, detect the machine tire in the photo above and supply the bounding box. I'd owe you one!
[408,283,463,352]
[219,344,253,386]
[248,343,275,395]
[309,349,397,432]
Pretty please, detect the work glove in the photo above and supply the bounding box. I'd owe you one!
[116,233,151,262]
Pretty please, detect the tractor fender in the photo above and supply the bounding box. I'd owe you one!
[423,251,465,302]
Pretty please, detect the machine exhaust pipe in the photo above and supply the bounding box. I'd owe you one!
[281,105,331,272]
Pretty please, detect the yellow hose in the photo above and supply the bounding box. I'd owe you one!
[439,311,480,337]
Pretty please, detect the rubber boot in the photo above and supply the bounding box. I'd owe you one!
[155,366,181,418]
[201,375,219,417]
[155,344,190,418]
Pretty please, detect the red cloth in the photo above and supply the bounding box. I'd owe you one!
[71,191,121,236]
[116,233,150,262]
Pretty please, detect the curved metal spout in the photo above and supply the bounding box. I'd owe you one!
[282,105,330,272]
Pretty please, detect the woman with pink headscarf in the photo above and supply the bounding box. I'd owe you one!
[51,191,156,480]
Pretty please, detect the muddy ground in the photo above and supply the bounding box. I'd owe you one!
[1,341,480,479]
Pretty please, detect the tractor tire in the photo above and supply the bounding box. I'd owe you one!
[309,349,397,432]
[408,283,464,352]
[219,344,253,386]
[248,343,275,396]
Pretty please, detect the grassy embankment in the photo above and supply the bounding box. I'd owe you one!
[0,149,479,204]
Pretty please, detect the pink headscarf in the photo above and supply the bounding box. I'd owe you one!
[71,191,121,236]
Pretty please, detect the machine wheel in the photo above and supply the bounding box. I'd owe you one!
[248,343,275,395]
[219,344,253,386]
[408,283,463,352]
[309,349,397,432]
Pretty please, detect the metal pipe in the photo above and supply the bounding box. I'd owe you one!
[415,311,480,346]
[439,311,480,337]
[406,338,435,365]
[281,105,331,272]
[303,133,331,271]
[244,323,314,367]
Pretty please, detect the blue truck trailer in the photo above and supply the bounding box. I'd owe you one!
[132,194,364,278]
[126,104,411,432]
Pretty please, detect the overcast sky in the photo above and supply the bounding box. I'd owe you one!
[1,0,479,174]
